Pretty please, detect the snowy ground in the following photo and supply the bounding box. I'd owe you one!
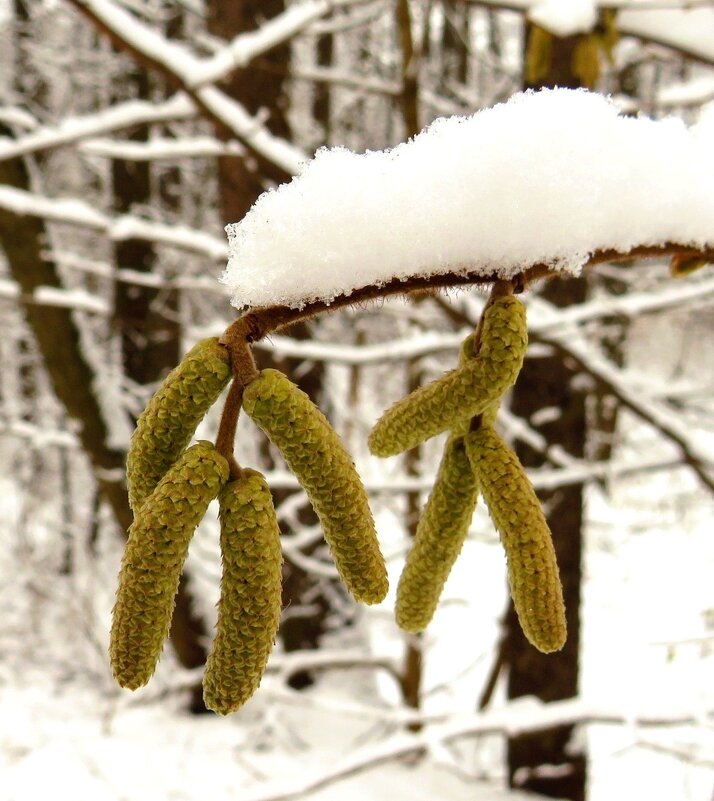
[0,444,712,801]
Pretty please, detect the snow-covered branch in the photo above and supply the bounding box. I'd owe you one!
[79,135,244,161]
[189,1,338,88]
[65,0,306,175]
[538,327,714,494]
[238,696,711,801]
[0,95,196,163]
[0,185,227,260]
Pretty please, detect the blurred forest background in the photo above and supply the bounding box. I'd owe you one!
[0,1,713,800]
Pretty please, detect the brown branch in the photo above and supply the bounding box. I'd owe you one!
[214,318,260,478]
[224,243,714,343]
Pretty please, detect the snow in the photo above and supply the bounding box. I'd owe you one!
[528,0,596,37]
[618,3,714,65]
[222,89,714,311]
[70,0,305,173]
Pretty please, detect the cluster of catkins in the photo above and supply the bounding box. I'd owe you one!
[369,293,567,654]
[111,290,565,715]
[112,338,387,714]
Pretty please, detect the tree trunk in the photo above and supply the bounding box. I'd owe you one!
[502,28,589,801]
[205,1,335,687]
[0,136,206,707]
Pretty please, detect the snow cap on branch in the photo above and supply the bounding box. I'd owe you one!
[528,0,597,38]
[222,89,714,311]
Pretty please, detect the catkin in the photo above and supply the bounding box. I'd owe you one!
[242,368,388,605]
[464,427,566,653]
[111,441,229,689]
[203,470,283,715]
[395,435,479,633]
[127,337,231,513]
[368,295,527,457]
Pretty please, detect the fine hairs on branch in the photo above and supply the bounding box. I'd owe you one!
[110,250,711,712]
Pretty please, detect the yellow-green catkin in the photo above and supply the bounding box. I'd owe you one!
[111,441,229,690]
[395,435,479,633]
[203,470,283,715]
[127,337,231,513]
[242,368,388,605]
[464,427,566,653]
[394,329,485,632]
[369,295,527,457]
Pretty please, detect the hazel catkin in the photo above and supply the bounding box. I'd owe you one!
[395,435,479,633]
[111,441,229,690]
[464,426,566,653]
[368,295,527,457]
[242,368,388,605]
[203,470,283,715]
[127,337,231,513]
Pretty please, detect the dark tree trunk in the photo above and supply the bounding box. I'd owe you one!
[109,55,210,712]
[502,27,590,801]
[0,135,207,712]
[205,1,335,687]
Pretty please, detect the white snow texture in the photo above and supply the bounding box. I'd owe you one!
[223,89,714,310]
[528,0,597,38]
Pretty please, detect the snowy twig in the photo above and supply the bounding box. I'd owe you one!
[0,95,196,163]
[237,697,712,801]
[226,245,714,339]
[538,328,714,495]
[0,185,227,260]
[65,0,306,176]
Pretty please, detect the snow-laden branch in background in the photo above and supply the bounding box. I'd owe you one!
[540,326,714,493]
[0,95,196,163]
[466,0,714,65]
[79,135,244,161]
[238,695,711,801]
[223,90,714,311]
[65,0,307,175]
[0,185,227,260]
[618,2,714,65]
[189,0,339,88]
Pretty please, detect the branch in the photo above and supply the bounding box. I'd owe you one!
[226,244,714,339]
[536,328,714,495]
[237,697,712,801]
[0,95,196,163]
[64,0,306,176]
[0,184,227,260]
[79,135,244,161]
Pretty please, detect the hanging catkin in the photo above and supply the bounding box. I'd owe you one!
[203,470,283,715]
[395,435,479,632]
[111,441,229,689]
[465,426,566,653]
[242,368,388,605]
[394,326,487,632]
[368,295,527,457]
[127,337,231,513]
